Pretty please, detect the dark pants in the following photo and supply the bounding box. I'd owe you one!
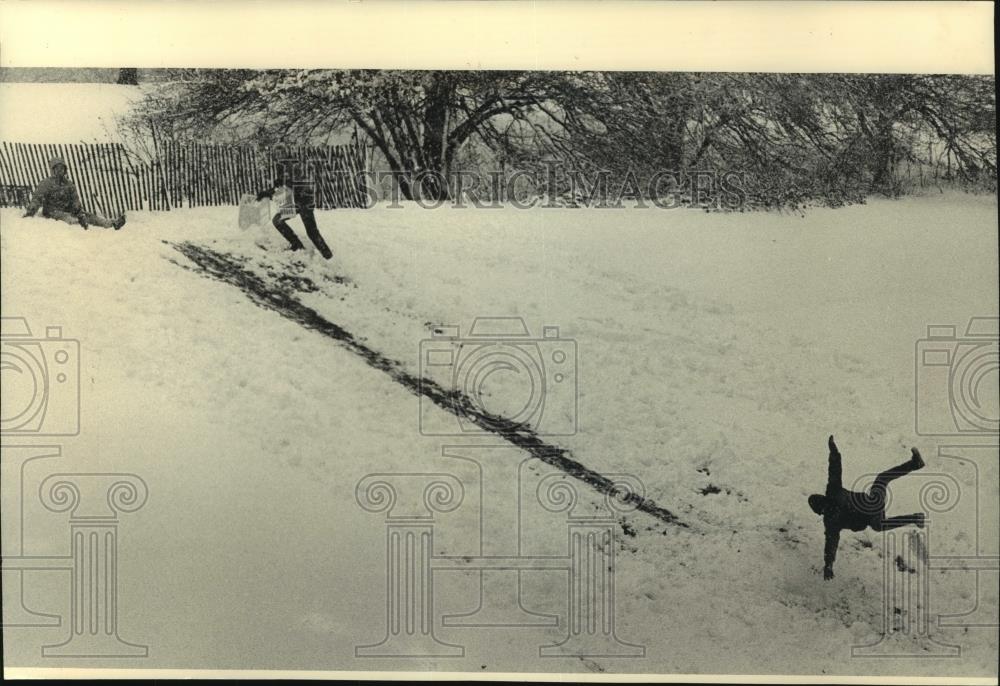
[868,457,923,531]
[45,209,116,228]
[272,205,332,259]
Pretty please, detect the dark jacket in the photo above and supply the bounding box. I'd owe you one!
[256,162,315,208]
[25,175,83,217]
[817,441,877,572]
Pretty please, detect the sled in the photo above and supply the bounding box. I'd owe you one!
[238,193,268,230]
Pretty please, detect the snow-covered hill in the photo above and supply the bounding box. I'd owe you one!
[1,194,997,677]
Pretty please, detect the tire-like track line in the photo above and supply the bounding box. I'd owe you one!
[169,240,687,528]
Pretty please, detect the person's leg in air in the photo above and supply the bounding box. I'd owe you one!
[872,447,925,492]
[869,448,926,531]
[873,513,925,531]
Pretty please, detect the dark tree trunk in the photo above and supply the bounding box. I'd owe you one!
[661,117,687,170]
[870,122,897,194]
[419,75,454,200]
[117,68,139,86]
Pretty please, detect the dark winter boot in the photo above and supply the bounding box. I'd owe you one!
[309,234,333,260]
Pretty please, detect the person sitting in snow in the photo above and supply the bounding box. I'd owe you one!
[256,159,332,260]
[809,435,926,580]
[22,157,125,230]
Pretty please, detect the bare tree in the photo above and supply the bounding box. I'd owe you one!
[128,69,996,205]
[129,69,608,199]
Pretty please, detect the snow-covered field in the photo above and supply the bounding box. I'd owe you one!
[2,192,997,677]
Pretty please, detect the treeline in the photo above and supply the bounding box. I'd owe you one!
[127,70,996,209]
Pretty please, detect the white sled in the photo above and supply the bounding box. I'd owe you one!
[238,192,269,230]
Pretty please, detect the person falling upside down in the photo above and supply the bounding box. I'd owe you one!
[22,157,125,230]
[256,160,333,260]
[809,435,926,580]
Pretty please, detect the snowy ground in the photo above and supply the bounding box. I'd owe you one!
[1,193,998,677]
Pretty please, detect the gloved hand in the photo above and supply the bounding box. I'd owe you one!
[21,209,34,218]
[255,189,272,202]
[823,566,834,580]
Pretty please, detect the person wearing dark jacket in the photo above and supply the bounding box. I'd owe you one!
[809,435,926,580]
[256,160,332,260]
[22,157,125,230]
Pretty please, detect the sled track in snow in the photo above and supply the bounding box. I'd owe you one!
[169,241,687,528]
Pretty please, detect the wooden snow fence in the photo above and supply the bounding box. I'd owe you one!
[0,141,371,213]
